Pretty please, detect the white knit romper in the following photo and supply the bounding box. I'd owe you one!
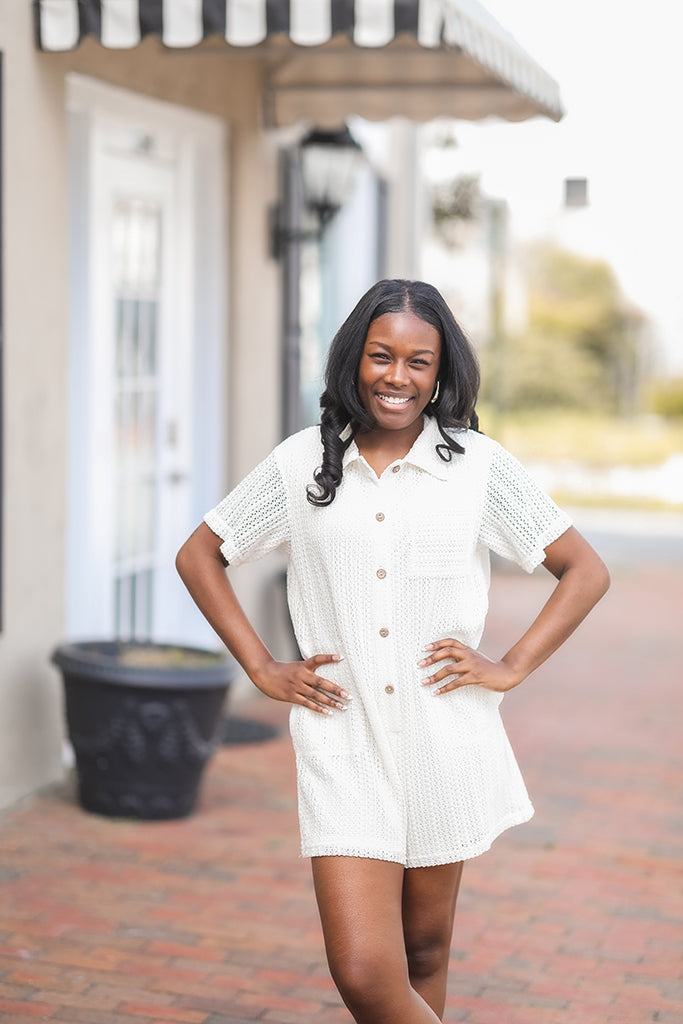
[204,417,572,867]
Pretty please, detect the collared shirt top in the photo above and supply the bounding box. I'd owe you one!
[204,416,572,867]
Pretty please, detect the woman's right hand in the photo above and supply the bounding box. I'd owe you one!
[176,526,350,714]
[252,654,350,714]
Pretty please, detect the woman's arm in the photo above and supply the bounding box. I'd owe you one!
[176,523,349,713]
[419,526,610,694]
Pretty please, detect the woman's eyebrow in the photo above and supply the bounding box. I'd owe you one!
[366,342,437,356]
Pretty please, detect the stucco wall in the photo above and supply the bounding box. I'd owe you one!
[0,5,72,807]
[0,11,284,806]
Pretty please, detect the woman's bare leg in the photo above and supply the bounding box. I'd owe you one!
[312,856,453,1024]
[402,862,464,1017]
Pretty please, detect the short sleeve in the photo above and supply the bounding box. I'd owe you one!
[479,443,572,573]
[203,451,290,566]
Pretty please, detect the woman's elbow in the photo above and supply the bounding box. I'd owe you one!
[580,546,610,605]
[175,526,203,582]
[175,523,226,584]
[594,555,611,600]
[175,539,192,583]
[547,528,611,604]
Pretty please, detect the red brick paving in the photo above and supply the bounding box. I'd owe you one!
[0,561,681,1023]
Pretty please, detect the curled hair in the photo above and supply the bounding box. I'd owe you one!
[307,279,480,506]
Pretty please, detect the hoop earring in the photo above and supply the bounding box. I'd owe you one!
[430,380,440,404]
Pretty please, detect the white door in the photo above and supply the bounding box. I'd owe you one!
[67,79,227,646]
[107,157,189,639]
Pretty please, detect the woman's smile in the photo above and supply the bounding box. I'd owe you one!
[375,392,415,407]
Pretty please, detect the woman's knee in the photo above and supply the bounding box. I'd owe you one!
[404,936,450,983]
[401,862,463,984]
[327,947,407,1015]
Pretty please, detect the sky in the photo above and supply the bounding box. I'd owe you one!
[438,0,683,374]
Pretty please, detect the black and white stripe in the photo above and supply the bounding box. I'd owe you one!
[34,0,442,51]
[33,0,536,53]
[33,0,563,122]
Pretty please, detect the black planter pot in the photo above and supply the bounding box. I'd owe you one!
[52,641,235,820]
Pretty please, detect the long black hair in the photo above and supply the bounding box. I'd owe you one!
[307,279,480,506]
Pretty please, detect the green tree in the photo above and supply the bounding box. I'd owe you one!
[486,246,646,414]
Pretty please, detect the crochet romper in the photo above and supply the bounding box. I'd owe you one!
[204,416,571,867]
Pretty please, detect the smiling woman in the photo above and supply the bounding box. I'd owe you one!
[175,277,610,1024]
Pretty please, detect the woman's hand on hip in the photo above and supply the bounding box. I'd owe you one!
[418,639,521,695]
[252,654,350,713]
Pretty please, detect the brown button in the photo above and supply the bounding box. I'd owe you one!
[384,685,395,695]
[392,465,400,474]
[376,568,387,579]
[379,628,389,638]
[375,512,385,521]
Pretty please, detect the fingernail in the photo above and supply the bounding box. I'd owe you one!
[432,688,441,696]
[323,707,333,715]
[340,689,350,699]
[422,677,432,686]
[417,658,427,667]
[334,655,345,662]
[424,644,435,651]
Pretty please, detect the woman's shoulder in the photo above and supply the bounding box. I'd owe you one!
[459,430,532,478]
[438,425,500,463]
[273,425,323,471]
[461,428,498,453]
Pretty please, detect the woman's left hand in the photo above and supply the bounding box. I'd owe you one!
[418,639,520,695]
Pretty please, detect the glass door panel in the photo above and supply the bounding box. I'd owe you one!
[112,198,162,639]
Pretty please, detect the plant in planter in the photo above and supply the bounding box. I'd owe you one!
[52,640,235,820]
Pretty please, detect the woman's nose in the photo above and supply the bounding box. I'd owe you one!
[384,360,409,385]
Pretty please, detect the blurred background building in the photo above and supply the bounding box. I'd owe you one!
[0,0,627,810]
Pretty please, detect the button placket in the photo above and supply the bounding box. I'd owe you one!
[373,500,392,644]
[372,483,401,732]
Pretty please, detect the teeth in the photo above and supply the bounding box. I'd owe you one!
[378,395,411,405]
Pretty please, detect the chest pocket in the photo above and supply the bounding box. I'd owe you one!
[406,509,476,578]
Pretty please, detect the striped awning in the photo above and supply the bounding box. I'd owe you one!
[34,0,563,125]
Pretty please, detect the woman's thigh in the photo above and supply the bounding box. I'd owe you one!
[311,856,408,979]
[313,860,409,962]
[311,856,461,1022]
[402,861,464,956]
[311,857,463,963]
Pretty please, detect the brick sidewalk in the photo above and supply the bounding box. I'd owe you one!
[1,562,681,1024]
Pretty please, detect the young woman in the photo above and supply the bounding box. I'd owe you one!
[176,279,610,1024]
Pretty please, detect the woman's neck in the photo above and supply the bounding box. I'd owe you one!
[354,418,424,477]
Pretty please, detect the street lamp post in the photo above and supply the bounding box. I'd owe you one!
[272,126,364,438]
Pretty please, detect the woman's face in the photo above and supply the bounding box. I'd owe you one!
[357,312,441,433]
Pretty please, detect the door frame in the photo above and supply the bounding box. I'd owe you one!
[66,75,228,644]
